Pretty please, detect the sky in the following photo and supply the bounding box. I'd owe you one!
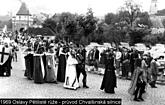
[0,0,165,17]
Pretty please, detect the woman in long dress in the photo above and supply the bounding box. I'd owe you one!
[24,43,33,80]
[33,53,45,83]
[44,44,57,83]
[57,46,67,82]
[33,43,46,83]
[63,49,79,90]
[100,49,117,93]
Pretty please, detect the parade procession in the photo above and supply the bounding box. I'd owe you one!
[22,36,89,90]
[0,0,165,105]
[0,33,90,88]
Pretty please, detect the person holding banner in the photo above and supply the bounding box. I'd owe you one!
[0,43,12,76]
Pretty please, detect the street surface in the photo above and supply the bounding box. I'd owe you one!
[0,50,165,105]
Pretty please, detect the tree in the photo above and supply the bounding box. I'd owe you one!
[123,0,141,28]
[117,11,130,26]
[65,20,78,42]
[103,1,140,45]
[91,22,105,44]
[104,13,117,25]
[42,18,57,34]
[74,8,98,45]
[42,12,79,42]
[115,0,152,45]
[103,10,130,45]
[103,23,127,45]
[56,12,78,42]
[143,31,165,45]
[128,11,152,45]
[129,27,151,45]
[143,33,162,45]
[78,8,98,37]
[136,12,152,28]
[41,8,99,45]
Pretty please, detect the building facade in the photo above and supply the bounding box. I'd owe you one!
[12,2,33,32]
[149,0,165,34]
[150,0,158,15]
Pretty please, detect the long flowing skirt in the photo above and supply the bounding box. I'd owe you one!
[57,54,66,82]
[100,69,117,93]
[33,54,45,83]
[45,54,57,82]
[20,47,27,70]
[64,64,79,90]
[24,54,34,80]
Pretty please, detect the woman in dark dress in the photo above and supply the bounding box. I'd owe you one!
[100,49,117,93]
[24,53,33,80]
[57,46,67,82]
[33,42,46,83]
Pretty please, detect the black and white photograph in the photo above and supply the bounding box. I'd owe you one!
[0,0,165,105]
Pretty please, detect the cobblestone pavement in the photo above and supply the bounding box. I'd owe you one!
[0,50,165,105]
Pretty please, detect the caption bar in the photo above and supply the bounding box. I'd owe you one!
[0,99,121,105]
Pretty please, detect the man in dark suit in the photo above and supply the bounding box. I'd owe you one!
[121,48,130,79]
[93,46,100,71]
[76,45,89,88]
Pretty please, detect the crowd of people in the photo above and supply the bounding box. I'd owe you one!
[0,33,161,102]
[19,35,90,90]
[87,45,159,101]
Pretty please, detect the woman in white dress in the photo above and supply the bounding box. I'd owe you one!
[63,49,79,90]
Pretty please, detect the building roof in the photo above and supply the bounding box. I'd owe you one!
[16,2,31,16]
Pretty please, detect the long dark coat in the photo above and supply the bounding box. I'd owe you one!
[100,53,117,93]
